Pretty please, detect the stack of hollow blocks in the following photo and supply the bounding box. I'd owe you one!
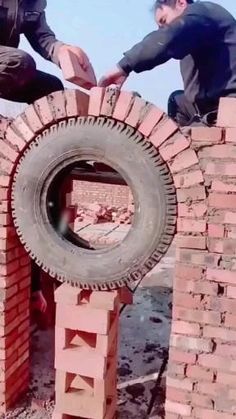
[52,284,132,419]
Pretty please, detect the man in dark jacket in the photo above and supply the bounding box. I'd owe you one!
[0,0,95,104]
[99,0,236,126]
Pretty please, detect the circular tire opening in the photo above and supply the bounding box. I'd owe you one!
[46,160,134,251]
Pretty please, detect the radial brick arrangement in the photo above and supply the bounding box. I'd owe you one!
[0,88,234,417]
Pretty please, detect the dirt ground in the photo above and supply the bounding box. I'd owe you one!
[1,242,175,419]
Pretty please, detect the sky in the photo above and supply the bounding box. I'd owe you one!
[2,0,236,116]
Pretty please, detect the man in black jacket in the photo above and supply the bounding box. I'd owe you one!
[0,0,95,103]
[99,0,236,126]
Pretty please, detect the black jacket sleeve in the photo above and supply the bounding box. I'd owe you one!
[119,13,216,74]
[24,11,63,65]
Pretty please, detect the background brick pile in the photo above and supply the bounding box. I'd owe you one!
[0,85,235,418]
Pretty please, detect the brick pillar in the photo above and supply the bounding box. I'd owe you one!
[53,284,121,419]
[166,98,236,419]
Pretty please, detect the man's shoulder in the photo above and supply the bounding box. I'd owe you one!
[186,1,234,19]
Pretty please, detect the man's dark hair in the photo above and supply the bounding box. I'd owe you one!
[154,0,194,10]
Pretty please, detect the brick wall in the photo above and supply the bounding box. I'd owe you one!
[72,180,132,207]
[166,101,236,419]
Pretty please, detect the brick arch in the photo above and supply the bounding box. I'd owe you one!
[1,87,234,418]
[0,87,205,412]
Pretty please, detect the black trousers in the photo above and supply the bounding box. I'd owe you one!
[0,46,64,292]
[167,90,219,126]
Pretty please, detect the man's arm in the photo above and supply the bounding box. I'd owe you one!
[24,11,63,65]
[119,13,216,75]
[99,12,216,87]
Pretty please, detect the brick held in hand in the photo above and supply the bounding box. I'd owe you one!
[59,49,97,90]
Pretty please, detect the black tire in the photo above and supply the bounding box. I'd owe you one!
[11,117,177,290]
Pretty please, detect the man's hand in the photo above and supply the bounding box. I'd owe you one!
[32,291,47,313]
[58,44,97,89]
[98,66,128,88]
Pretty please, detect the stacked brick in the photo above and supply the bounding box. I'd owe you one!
[52,283,119,419]
[1,77,236,418]
[166,98,236,419]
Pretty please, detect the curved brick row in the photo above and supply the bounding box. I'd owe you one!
[0,86,236,418]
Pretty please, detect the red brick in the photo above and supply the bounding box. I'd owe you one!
[173,307,221,326]
[172,320,201,336]
[206,162,236,176]
[166,379,193,396]
[0,141,18,163]
[174,292,202,310]
[217,372,236,387]
[194,407,235,419]
[166,387,191,404]
[227,286,236,298]
[224,313,236,329]
[48,91,67,120]
[159,135,190,161]
[204,295,236,314]
[89,290,118,310]
[176,248,221,267]
[54,283,83,305]
[177,219,206,233]
[100,87,120,117]
[207,268,236,285]
[176,235,206,249]
[175,264,204,280]
[186,365,214,381]
[168,362,186,377]
[65,89,89,117]
[125,96,147,128]
[12,115,34,142]
[174,170,203,189]
[88,87,105,116]
[208,224,224,238]
[165,400,192,416]
[5,126,26,151]
[197,381,227,397]
[169,149,198,174]
[169,348,197,365]
[191,126,223,142]
[60,48,96,89]
[170,335,213,353]
[225,212,236,224]
[191,393,214,409]
[24,104,43,133]
[212,180,236,193]
[113,91,134,121]
[0,176,10,188]
[217,97,236,127]
[34,96,54,125]
[139,105,164,137]
[215,343,236,358]
[207,238,223,253]
[200,144,236,158]
[56,303,110,334]
[149,118,178,148]
[0,158,13,175]
[225,127,236,142]
[178,203,207,218]
[165,413,179,419]
[55,347,106,379]
[177,186,206,203]
[199,354,236,372]
[176,279,218,297]
[204,325,236,343]
[209,193,236,209]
